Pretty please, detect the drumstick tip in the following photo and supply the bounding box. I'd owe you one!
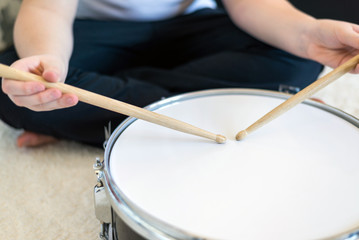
[216,134,227,144]
[235,130,248,141]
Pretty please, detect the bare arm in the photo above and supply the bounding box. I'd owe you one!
[223,0,314,58]
[2,0,79,111]
[222,0,359,72]
[14,0,78,79]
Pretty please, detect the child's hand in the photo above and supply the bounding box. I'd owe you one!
[2,54,78,111]
[305,19,359,73]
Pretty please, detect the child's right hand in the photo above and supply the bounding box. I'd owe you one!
[1,54,78,111]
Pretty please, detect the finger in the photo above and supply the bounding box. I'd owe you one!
[12,92,78,111]
[2,79,45,95]
[9,88,62,108]
[340,24,359,50]
[31,93,78,111]
[43,70,61,83]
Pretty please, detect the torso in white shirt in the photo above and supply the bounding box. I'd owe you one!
[76,0,217,21]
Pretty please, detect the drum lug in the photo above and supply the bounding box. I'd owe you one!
[94,157,105,187]
[93,157,104,173]
[278,84,300,94]
[93,158,112,225]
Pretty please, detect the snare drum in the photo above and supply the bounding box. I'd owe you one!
[94,89,359,240]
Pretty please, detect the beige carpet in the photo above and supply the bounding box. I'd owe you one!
[0,66,359,240]
[0,126,104,239]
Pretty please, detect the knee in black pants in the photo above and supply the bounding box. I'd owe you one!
[173,46,323,91]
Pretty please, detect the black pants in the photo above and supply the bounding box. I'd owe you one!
[0,9,322,147]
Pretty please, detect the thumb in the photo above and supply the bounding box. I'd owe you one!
[353,24,359,34]
[345,24,359,74]
[41,58,67,83]
[341,24,359,50]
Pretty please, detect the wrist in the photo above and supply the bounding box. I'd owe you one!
[299,18,322,60]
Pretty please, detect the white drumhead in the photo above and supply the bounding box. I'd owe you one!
[109,91,359,240]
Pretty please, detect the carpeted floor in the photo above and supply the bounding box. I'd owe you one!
[0,124,104,240]
[0,66,359,240]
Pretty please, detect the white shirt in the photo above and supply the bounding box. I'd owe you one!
[76,0,217,21]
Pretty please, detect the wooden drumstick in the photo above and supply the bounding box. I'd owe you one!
[0,64,226,143]
[236,54,359,141]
